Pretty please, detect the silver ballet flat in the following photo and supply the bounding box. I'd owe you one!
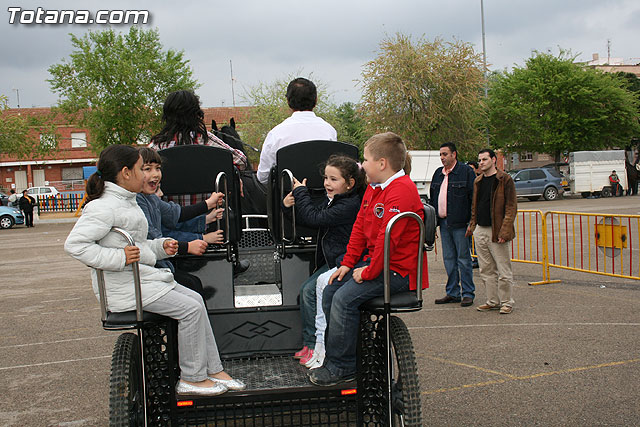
[176,380,227,396]
[208,376,247,391]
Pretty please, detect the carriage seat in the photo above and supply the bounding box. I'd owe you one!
[360,292,422,314]
[102,310,171,330]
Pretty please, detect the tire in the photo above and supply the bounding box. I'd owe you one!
[390,316,422,426]
[601,187,612,198]
[543,186,559,201]
[110,333,145,426]
[0,215,14,229]
[527,196,540,201]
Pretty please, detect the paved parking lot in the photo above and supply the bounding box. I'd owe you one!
[0,196,638,426]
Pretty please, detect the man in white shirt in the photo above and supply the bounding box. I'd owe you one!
[256,78,337,184]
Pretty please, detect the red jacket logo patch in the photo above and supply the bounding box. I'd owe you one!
[374,203,385,218]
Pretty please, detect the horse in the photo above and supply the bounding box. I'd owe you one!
[212,118,268,218]
[625,159,639,195]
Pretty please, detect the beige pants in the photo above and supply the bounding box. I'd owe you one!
[474,226,514,307]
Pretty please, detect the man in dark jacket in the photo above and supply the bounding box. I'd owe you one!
[19,190,36,227]
[466,148,517,314]
[429,142,476,306]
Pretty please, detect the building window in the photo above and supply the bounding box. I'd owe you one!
[520,152,533,162]
[62,167,83,181]
[71,132,87,148]
[40,133,57,149]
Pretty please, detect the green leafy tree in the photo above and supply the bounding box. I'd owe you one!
[240,72,340,164]
[48,26,198,152]
[332,102,367,152]
[359,33,486,157]
[0,95,59,158]
[488,50,640,162]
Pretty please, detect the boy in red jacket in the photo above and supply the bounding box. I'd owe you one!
[310,132,426,386]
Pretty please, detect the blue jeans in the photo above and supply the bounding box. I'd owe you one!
[300,264,329,348]
[439,218,475,299]
[322,260,410,377]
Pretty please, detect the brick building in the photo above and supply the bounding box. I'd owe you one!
[0,106,251,193]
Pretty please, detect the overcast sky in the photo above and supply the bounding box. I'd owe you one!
[1,0,639,109]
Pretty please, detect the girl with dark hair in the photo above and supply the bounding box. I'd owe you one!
[283,154,365,368]
[65,144,245,396]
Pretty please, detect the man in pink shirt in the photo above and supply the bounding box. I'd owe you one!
[429,142,477,307]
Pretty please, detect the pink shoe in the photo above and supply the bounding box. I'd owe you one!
[300,349,314,365]
[293,346,309,359]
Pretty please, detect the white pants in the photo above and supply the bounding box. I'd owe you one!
[314,267,337,346]
[145,284,223,382]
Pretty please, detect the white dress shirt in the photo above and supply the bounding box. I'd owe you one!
[257,111,337,184]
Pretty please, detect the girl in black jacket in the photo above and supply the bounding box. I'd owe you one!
[283,155,366,368]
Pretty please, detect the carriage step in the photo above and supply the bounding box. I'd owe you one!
[234,283,282,308]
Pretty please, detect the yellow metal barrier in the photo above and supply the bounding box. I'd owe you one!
[540,211,640,282]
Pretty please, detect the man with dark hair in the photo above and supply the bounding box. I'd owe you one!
[466,148,517,314]
[257,78,337,184]
[429,142,476,307]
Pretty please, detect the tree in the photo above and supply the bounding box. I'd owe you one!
[333,102,367,151]
[359,33,486,157]
[240,73,340,164]
[0,95,59,158]
[48,26,198,152]
[488,50,640,162]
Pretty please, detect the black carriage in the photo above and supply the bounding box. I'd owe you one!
[97,141,436,426]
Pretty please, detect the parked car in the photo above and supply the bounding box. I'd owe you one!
[0,191,8,206]
[0,205,24,229]
[26,186,60,200]
[510,167,567,201]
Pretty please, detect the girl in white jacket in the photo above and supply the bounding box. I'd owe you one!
[65,145,244,396]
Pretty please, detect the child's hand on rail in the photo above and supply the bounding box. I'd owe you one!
[163,239,178,256]
[205,192,225,210]
[203,230,224,245]
[124,245,140,265]
[206,208,224,224]
[292,177,307,190]
[283,192,295,208]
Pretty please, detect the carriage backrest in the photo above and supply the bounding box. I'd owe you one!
[267,140,359,246]
[158,145,242,243]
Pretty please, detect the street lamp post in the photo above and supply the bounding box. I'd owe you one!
[480,0,489,144]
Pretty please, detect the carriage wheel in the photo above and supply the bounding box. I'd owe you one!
[390,316,422,426]
[109,333,145,426]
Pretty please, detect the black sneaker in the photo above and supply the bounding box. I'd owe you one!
[309,366,355,387]
[233,259,250,276]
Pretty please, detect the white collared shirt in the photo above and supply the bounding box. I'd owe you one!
[370,170,406,190]
[257,111,337,184]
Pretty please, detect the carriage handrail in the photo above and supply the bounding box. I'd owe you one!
[96,227,144,323]
[383,211,424,427]
[383,211,425,304]
[280,168,296,244]
[215,171,232,246]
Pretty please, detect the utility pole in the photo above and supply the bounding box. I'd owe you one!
[607,39,611,64]
[230,60,236,108]
[480,0,489,144]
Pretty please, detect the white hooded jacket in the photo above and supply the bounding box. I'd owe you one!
[64,181,176,312]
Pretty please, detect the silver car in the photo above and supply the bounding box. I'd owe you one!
[510,167,567,201]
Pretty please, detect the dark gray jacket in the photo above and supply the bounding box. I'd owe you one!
[429,161,476,229]
[292,187,361,269]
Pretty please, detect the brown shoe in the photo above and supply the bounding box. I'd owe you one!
[435,295,461,304]
[476,303,500,311]
[499,305,513,314]
[460,297,474,307]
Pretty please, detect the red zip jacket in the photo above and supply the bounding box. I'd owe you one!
[341,174,428,290]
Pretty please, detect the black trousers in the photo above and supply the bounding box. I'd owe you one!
[23,210,34,227]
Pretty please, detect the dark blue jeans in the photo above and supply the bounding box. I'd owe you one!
[439,218,475,299]
[322,259,409,377]
[299,264,329,348]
